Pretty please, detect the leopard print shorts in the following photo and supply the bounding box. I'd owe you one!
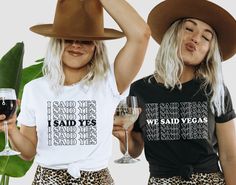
[32,166,114,185]
[148,172,225,185]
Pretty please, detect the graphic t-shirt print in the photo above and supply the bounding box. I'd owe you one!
[145,101,208,141]
[47,100,97,146]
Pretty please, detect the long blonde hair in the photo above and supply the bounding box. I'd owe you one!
[42,38,109,92]
[154,19,225,116]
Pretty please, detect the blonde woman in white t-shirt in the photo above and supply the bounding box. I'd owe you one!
[0,0,150,184]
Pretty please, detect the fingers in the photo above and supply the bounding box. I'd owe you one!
[112,130,120,138]
[113,124,124,138]
[0,114,6,121]
[0,114,17,131]
[113,124,124,132]
[0,113,16,121]
[112,129,124,140]
[138,108,142,114]
[0,115,6,131]
[6,115,17,124]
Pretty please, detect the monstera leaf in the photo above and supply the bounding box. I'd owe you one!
[0,43,43,184]
[0,135,33,177]
[0,42,24,95]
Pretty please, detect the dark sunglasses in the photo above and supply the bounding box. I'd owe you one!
[64,40,94,45]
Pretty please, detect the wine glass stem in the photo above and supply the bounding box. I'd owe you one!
[3,121,10,150]
[124,129,129,156]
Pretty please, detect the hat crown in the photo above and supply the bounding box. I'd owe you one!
[148,0,236,61]
[53,0,104,36]
[30,0,124,40]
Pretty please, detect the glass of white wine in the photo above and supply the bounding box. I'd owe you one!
[0,88,21,156]
[114,96,140,163]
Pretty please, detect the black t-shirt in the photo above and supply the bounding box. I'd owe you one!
[130,75,236,179]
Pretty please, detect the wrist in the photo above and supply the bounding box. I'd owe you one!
[8,126,18,137]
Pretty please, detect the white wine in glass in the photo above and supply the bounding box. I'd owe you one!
[114,96,140,163]
[0,88,21,156]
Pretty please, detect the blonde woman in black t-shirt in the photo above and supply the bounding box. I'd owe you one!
[113,0,236,184]
[0,0,151,184]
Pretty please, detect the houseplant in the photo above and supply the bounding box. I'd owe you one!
[0,43,43,185]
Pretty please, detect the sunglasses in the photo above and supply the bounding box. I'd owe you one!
[64,40,94,45]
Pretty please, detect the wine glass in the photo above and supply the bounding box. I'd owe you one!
[114,96,140,163]
[0,88,20,156]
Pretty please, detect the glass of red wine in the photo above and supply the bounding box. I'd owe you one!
[0,88,20,156]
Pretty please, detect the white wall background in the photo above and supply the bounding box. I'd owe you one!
[0,1,235,185]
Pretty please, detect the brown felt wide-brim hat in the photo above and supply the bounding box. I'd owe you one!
[30,0,124,40]
[148,0,236,61]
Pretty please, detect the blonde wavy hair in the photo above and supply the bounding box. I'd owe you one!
[154,19,225,116]
[42,38,109,93]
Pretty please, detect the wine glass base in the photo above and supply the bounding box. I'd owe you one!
[0,149,21,156]
[114,154,140,164]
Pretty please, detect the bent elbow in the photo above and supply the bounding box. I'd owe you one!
[144,25,152,39]
[138,25,151,43]
[20,151,36,161]
[21,155,35,161]
[128,24,151,43]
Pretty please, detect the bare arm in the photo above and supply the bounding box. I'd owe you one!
[0,114,37,161]
[216,119,236,185]
[99,0,150,93]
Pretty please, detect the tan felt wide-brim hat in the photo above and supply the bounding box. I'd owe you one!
[30,0,124,40]
[148,0,236,61]
[30,25,124,41]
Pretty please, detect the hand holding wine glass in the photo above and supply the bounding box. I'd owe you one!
[0,88,20,156]
[113,96,140,163]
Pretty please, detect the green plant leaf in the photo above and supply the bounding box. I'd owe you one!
[0,43,32,178]
[35,58,44,63]
[0,44,44,178]
[0,134,33,177]
[18,61,44,100]
[0,42,24,96]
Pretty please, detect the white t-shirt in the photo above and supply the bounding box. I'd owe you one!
[17,66,127,178]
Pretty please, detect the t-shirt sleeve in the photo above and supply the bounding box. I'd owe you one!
[215,86,236,123]
[129,82,142,132]
[107,62,129,99]
[17,83,36,127]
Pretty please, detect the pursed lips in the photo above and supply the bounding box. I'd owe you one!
[185,42,197,52]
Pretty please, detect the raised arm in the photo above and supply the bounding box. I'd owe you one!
[99,0,150,94]
[216,119,236,185]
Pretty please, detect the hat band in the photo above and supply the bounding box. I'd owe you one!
[52,24,104,37]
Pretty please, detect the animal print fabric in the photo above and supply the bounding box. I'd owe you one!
[32,166,114,185]
[148,172,225,185]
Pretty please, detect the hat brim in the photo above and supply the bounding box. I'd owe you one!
[148,0,236,61]
[30,24,124,40]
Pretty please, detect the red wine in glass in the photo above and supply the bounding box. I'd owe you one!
[0,88,20,156]
[0,100,17,119]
